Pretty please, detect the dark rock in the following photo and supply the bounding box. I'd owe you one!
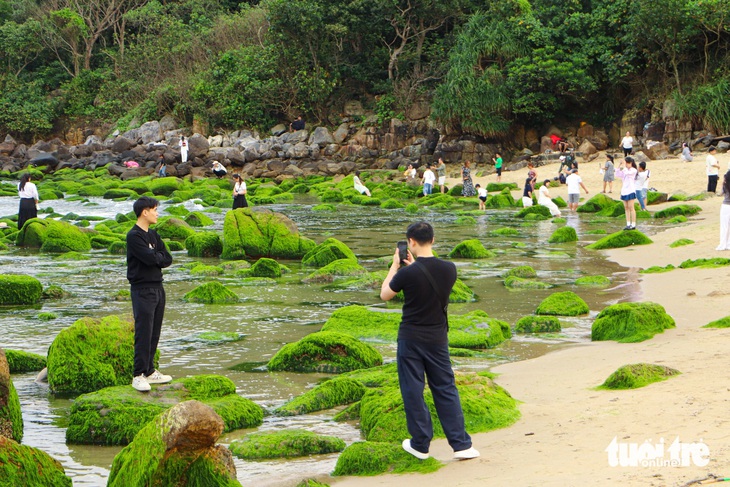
[29,152,59,168]
[309,127,335,147]
[187,134,210,159]
[111,137,136,153]
[159,115,178,133]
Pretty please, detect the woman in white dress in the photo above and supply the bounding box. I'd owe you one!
[537,179,561,217]
[353,171,371,196]
[179,136,188,163]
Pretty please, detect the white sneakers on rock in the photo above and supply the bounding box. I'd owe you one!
[146,370,173,384]
[132,374,151,392]
[132,370,172,392]
[454,446,480,460]
[402,439,429,460]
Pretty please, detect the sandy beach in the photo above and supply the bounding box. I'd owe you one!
[330,151,730,487]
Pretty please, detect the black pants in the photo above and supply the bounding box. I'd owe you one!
[623,147,632,157]
[397,339,472,454]
[233,194,248,209]
[18,198,37,230]
[131,287,165,377]
[709,175,719,193]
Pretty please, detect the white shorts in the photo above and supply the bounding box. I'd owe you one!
[438,176,446,185]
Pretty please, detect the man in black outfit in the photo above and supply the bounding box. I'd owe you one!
[290,115,305,131]
[127,196,174,392]
[380,221,480,461]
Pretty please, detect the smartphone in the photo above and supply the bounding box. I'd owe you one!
[397,241,408,265]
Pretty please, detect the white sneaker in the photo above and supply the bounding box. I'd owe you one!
[454,446,480,460]
[402,439,429,460]
[132,374,151,392]
[146,370,172,384]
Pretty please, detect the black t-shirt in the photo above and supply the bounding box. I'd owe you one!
[523,177,533,197]
[388,257,456,344]
[291,119,305,131]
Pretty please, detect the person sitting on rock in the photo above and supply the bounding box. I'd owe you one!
[290,116,305,132]
[211,161,227,179]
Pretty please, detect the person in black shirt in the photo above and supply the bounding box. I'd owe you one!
[126,196,174,392]
[380,221,480,461]
[290,116,305,132]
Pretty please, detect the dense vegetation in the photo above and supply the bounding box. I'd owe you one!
[2,0,730,140]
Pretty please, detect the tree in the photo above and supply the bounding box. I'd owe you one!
[690,0,730,81]
[0,19,43,76]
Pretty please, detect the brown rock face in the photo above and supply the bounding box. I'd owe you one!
[161,400,224,451]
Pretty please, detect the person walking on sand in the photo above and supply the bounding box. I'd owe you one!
[17,173,39,231]
[635,162,650,211]
[380,221,480,462]
[493,153,503,182]
[422,164,436,196]
[616,157,638,230]
[566,168,589,212]
[179,136,188,163]
[602,154,615,193]
[538,180,561,217]
[436,158,447,193]
[620,131,634,157]
[232,174,248,209]
[461,161,476,197]
[716,170,730,251]
[127,196,174,392]
[707,146,720,193]
[476,184,487,210]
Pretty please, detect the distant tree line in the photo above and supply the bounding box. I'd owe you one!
[1,0,730,140]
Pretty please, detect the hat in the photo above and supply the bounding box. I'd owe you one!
[559,156,566,161]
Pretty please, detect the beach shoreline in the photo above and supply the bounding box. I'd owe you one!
[330,151,730,487]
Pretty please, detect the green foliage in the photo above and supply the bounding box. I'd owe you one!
[592,302,676,343]
[0,75,60,135]
[229,430,346,459]
[600,363,680,390]
[674,77,730,133]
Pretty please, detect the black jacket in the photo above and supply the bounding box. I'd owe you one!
[126,224,173,289]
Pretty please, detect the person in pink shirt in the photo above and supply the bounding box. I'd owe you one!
[616,157,638,230]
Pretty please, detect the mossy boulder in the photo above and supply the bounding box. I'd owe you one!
[41,285,68,299]
[103,188,138,200]
[577,193,616,213]
[585,230,653,250]
[4,350,46,372]
[147,177,183,196]
[486,182,518,192]
[514,316,561,333]
[333,441,442,476]
[267,331,383,373]
[153,217,196,241]
[455,215,476,225]
[301,237,357,267]
[575,275,611,287]
[46,315,153,394]
[0,436,71,486]
[106,400,244,487]
[600,363,680,389]
[222,208,315,259]
[275,377,366,416]
[535,291,589,316]
[184,211,214,227]
[0,274,43,305]
[15,218,91,253]
[548,226,578,243]
[189,264,223,277]
[0,349,23,442]
[503,265,537,278]
[108,241,127,255]
[653,204,701,219]
[185,231,223,258]
[504,276,553,290]
[448,239,495,259]
[678,257,730,269]
[485,193,515,208]
[515,205,551,219]
[303,259,366,283]
[249,257,282,278]
[666,215,688,224]
[229,430,345,460]
[591,302,676,343]
[67,375,263,445]
[183,282,239,304]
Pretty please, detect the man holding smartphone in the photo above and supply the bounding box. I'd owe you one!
[380,221,479,461]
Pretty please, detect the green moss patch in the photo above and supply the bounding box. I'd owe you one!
[0,436,71,486]
[333,441,442,476]
[67,375,263,445]
[184,211,214,227]
[229,430,345,460]
[669,238,694,248]
[448,239,495,259]
[577,193,617,213]
[16,218,91,253]
[0,274,42,305]
[599,363,680,390]
[639,264,675,274]
[301,237,356,267]
[267,331,382,373]
[153,217,196,241]
[275,377,366,416]
[485,193,515,208]
[5,350,46,373]
[535,291,589,316]
[585,230,653,250]
[703,316,730,328]
[183,282,239,304]
[679,257,730,269]
[185,231,223,258]
[222,208,315,259]
[575,275,610,287]
[653,204,701,219]
[0,351,23,442]
[303,259,366,283]
[514,316,561,333]
[666,215,688,224]
[515,205,551,219]
[42,285,68,299]
[504,276,553,290]
[548,226,578,243]
[591,302,676,343]
[503,265,537,278]
[490,227,520,237]
[249,258,282,278]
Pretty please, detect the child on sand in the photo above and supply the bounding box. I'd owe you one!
[566,168,589,212]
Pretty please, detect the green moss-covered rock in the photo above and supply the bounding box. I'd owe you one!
[312,203,336,212]
[222,208,315,259]
[333,441,442,476]
[185,231,223,258]
[103,188,138,200]
[165,240,184,251]
[448,239,495,259]
[504,276,553,290]
[0,350,23,442]
[0,274,43,305]
[106,400,244,487]
[249,257,282,278]
[490,227,520,237]
[41,285,68,300]
[575,275,610,287]
[303,259,366,283]
[381,198,405,209]
[585,230,653,250]
[267,331,382,373]
[639,264,675,274]
[703,316,730,328]
[679,257,730,269]
[514,315,561,333]
[229,430,345,460]
[275,377,366,416]
[455,215,476,225]
[653,204,701,219]
[153,217,196,241]
[108,241,127,255]
[301,237,357,267]
[600,363,680,389]
[535,291,589,316]
[548,226,578,243]
[183,282,239,304]
[591,302,676,343]
[4,350,46,373]
[147,177,183,196]
[486,182,518,192]
[665,215,687,224]
[184,211,215,227]
[577,193,616,213]
[15,218,91,253]
[67,375,263,445]
[0,436,71,486]
[503,265,537,278]
[485,193,515,208]
[516,205,551,218]
[189,264,223,276]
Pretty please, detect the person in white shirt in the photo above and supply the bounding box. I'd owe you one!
[353,170,371,196]
[620,131,634,157]
[566,169,589,212]
[707,146,720,193]
[538,180,561,217]
[212,160,228,178]
[615,157,638,230]
[17,173,39,230]
[421,164,436,196]
[635,162,650,211]
[476,184,487,210]
[232,174,248,209]
[179,136,188,163]
[404,163,416,181]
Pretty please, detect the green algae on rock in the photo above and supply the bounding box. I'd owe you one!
[185,231,223,258]
[702,316,730,328]
[16,218,91,253]
[548,226,578,243]
[599,363,680,389]
[184,211,214,227]
[106,400,243,487]
[249,257,282,278]
[4,350,46,373]
[229,430,345,460]
[189,264,224,277]
[591,302,676,343]
[503,265,537,278]
[514,316,561,333]
[0,274,43,305]
[577,193,616,213]
[574,275,611,286]
[268,331,382,373]
[302,258,366,283]
[515,205,551,219]
[585,229,653,250]
[333,441,442,476]
[486,182,518,192]
[296,480,330,487]
[448,239,495,259]
[678,257,730,269]
[639,264,675,274]
[490,227,520,237]
[653,204,701,219]
[504,276,553,290]
[301,237,357,267]
[535,291,589,316]
[41,285,68,299]
[183,282,239,304]
[222,208,315,260]
[275,377,366,416]
[67,375,263,445]
[0,349,23,443]
[669,238,694,248]
[152,217,196,241]
[0,436,71,487]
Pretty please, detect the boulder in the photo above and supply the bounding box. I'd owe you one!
[15,218,91,253]
[221,208,315,260]
[0,349,23,442]
[578,139,597,156]
[0,436,71,486]
[229,430,345,459]
[159,115,178,132]
[106,400,243,487]
[301,237,357,267]
[271,124,287,136]
[575,275,611,287]
[267,331,382,373]
[4,350,46,373]
[184,211,214,228]
[592,302,676,343]
[333,123,349,144]
[183,282,239,304]
[153,217,196,241]
[577,193,617,213]
[308,127,335,147]
[405,99,431,120]
[600,363,680,389]
[302,259,366,283]
[185,232,222,258]
[514,316,561,333]
[67,376,263,445]
[136,121,163,144]
[333,441,441,476]
[274,377,366,416]
[644,141,670,160]
[586,229,653,250]
[111,137,136,153]
[548,226,578,243]
[286,142,309,159]
[285,130,309,144]
[0,274,43,305]
[503,266,537,278]
[448,239,496,259]
[535,291,589,316]
[249,258,282,278]
[187,134,210,159]
[717,141,730,153]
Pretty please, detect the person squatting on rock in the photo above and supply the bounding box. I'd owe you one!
[380,221,480,462]
[126,196,174,392]
[17,172,39,231]
[212,160,228,178]
[232,174,248,209]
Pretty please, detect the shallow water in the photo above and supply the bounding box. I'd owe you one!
[0,194,651,485]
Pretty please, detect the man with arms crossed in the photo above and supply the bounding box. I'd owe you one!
[380,221,479,461]
[127,196,174,392]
